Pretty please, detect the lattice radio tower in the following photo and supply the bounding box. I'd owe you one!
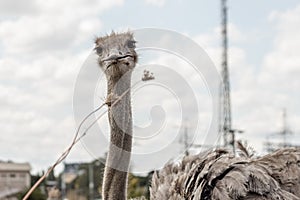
[219,0,233,149]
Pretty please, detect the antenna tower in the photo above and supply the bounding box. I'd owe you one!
[219,0,233,149]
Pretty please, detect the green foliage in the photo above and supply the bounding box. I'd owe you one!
[47,168,56,181]
[17,188,46,200]
[70,160,105,199]
[31,173,43,186]
[127,172,152,199]
[59,158,152,199]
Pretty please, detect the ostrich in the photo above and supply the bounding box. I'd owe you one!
[150,144,300,200]
[95,31,137,200]
[95,32,300,200]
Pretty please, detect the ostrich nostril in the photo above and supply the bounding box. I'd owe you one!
[119,51,123,55]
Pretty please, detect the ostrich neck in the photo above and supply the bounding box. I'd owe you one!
[103,72,133,200]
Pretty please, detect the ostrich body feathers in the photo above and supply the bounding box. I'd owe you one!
[150,146,300,200]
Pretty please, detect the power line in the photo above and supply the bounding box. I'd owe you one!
[264,109,297,153]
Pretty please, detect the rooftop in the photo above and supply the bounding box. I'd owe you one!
[0,162,31,172]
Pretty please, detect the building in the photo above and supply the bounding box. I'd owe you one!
[0,162,31,199]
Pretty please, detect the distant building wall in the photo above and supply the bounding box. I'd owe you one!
[0,162,31,198]
[0,171,31,189]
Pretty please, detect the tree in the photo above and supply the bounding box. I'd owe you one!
[17,188,46,200]
[127,173,152,199]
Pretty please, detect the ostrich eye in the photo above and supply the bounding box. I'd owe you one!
[94,46,103,55]
[127,40,136,48]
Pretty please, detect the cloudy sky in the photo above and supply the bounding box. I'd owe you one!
[1,0,300,174]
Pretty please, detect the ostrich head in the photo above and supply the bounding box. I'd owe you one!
[95,32,138,79]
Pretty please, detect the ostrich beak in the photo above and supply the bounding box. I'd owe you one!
[102,49,133,62]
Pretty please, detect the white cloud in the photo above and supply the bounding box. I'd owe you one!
[192,5,300,153]
[0,0,124,173]
[0,0,123,56]
[145,0,167,7]
[260,5,300,93]
[0,0,38,17]
[234,5,300,152]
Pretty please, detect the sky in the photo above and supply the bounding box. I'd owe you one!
[0,0,300,174]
